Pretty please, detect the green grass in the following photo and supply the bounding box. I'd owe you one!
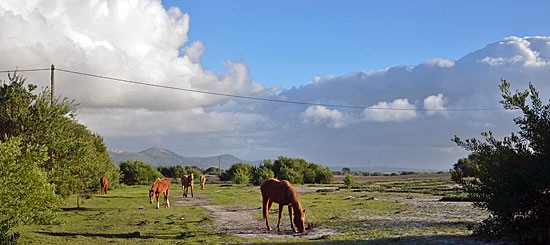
[14,176,493,244]
[14,184,242,244]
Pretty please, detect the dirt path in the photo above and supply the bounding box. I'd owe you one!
[172,193,337,239]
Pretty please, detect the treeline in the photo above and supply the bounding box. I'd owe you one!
[0,72,120,242]
[219,156,333,185]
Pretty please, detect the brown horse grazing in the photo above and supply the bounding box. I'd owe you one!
[181,173,194,197]
[149,178,171,209]
[200,175,206,190]
[261,178,306,233]
[100,176,108,195]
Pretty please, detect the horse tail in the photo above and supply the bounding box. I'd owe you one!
[260,184,268,220]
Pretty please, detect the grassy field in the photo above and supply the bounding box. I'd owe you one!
[15,174,495,244]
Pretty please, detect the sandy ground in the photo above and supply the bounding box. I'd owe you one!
[172,193,337,239]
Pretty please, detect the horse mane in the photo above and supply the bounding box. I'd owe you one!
[285,183,303,215]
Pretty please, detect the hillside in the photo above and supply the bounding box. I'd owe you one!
[108,147,260,169]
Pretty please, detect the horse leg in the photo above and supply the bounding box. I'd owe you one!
[165,191,170,208]
[289,205,296,232]
[277,204,284,232]
[156,193,160,209]
[182,185,185,197]
[266,200,274,231]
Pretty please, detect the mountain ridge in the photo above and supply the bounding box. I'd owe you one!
[108,147,260,170]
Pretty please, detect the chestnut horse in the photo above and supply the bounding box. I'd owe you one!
[200,175,206,190]
[100,176,108,195]
[181,173,194,197]
[261,178,306,233]
[149,178,171,209]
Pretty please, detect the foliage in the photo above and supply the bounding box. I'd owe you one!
[219,162,254,181]
[205,166,222,175]
[183,166,203,180]
[119,160,163,185]
[342,167,351,175]
[157,165,202,180]
[233,168,251,185]
[453,80,550,242]
[450,155,480,182]
[0,137,60,243]
[252,160,275,186]
[343,174,356,188]
[0,72,119,201]
[272,156,333,184]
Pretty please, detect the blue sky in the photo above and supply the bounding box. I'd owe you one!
[163,0,550,89]
[3,0,550,170]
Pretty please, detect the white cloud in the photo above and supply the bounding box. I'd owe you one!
[0,0,269,111]
[475,36,550,67]
[361,99,417,122]
[2,1,550,171]
[424,58,455,68]
[301,105,347,128]
[423,94,448,116]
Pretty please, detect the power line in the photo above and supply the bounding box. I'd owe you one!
[2,67,510,111]
[0,68,51,73]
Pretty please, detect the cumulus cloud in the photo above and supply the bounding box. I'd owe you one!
[423,94,448,116]
[424,58,455,68]
[361,99,417,122]
[0,0,269,111]
[2,1,550,170]
[301,105,347,128]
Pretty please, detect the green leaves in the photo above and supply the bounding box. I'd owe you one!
[454,80,550,242]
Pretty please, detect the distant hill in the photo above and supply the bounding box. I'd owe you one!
[108,147,260,170]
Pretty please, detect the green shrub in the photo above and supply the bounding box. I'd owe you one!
[454,80,550,242]
[343,174,356,188]
[0,137,60,243]
[119,160,163,185]
[252,163,274,186]
[233,168,251,185]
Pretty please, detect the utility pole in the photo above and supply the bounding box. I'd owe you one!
[219,155,221,175]
[368,159,371,176]
[50,64,55,105]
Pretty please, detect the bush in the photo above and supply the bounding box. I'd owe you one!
[119,160,163,185]
[220,162,254,181]
[343,174,356,188]
[0,137,60,243]
[252,162,275,186]
[453,80,550,242]
[233,168,251,185]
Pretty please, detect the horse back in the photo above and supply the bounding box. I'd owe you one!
[261,178,295,205]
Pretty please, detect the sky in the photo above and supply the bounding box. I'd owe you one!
[1,0,550,171]
[164,0,550,89]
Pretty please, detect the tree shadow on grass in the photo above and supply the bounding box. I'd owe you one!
[95,195,137,199]
[269,234,505,244]
[37,231,155,239]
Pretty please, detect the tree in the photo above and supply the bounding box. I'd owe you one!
[119,160,163,185]
[220,162,254,181]
[343,174,356,188]
[0,137,60,243]
[0,71,120,204]
[252,160,275,186]
[453,80,550,242]
[342,167,351,175]
[233,168,251,185]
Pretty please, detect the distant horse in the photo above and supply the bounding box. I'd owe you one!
[200,175,206,190]
[100,176,108,195]
[261,178,306,232]
[181,173,194,198]
[149,178,171,209]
